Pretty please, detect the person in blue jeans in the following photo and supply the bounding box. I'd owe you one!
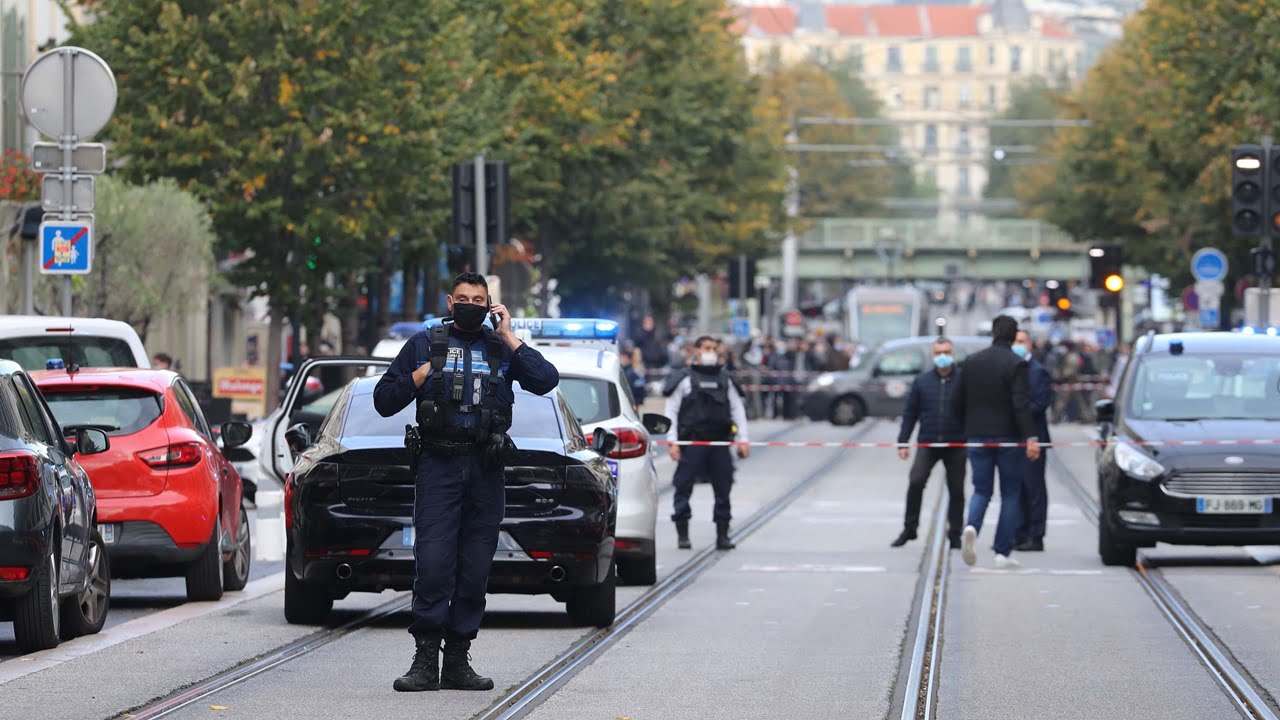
[951,315,1041,569]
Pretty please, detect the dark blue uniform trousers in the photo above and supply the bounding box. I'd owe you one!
[671,446,734,524]
[409,453,504,641]
[1016,451,1049,544]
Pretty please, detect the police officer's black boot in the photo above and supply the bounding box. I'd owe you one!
[440,638,494,691]
[393,634,440,692]
[675,520,691,549]
[715,521,735,550]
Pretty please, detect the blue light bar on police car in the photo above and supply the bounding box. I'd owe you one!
[46,358,65,370]
[510,318,619,341]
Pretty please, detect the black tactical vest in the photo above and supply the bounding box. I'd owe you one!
[677,367,734,441]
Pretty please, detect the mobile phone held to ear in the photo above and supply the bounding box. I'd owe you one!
[489,303,500,328]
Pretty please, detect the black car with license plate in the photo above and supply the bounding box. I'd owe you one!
[1095,333,1280,565]
[282,372,619,627]
[0,360,111,652]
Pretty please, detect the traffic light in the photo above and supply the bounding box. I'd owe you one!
[451,161,510,250]
[727,257,757,298]
[1269,148,1280,240]
[1048,282,1072,320]
[1232,145,1265,238]
[1089,244,1123,293]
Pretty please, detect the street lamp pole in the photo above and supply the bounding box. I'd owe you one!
[781,129,800,315]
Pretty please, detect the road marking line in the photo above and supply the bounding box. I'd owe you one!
[0,573,284,686]
[737,564,887,573]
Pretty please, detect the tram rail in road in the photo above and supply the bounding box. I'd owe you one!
[1049,454,1280,720]
[113,420,870,720]
[892,490,952,720]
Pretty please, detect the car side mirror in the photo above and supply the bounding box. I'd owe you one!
[220,421,253,450]
[642,413,672,436]
[285,423,313,455]
[1095,399,1115,424]
[591,427,618,455]
[75,427,110,456]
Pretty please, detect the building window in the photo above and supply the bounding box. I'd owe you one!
[924,86,939,110]
[958,166,971,197]
[987,84,998,108]
[958,84,972,108]
[957,125,971,154]
[956,46,973,73]
[987,43,997,66]
[924,124,938,154]
[1010,46,1022,73]
[810,45,830,65]
[889,86,904,109]
[924,45,940,73]
[846,45,862,68]
[886,46,902,73]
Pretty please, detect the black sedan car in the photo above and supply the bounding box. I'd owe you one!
[0,360,111,652]
[1095,332,1280,565]
[282,374,619,627]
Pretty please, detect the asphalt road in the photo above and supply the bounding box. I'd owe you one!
[1,418,1277,720]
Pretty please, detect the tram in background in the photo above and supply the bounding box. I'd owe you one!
[845,286,930,352]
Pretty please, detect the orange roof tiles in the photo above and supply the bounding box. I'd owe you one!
[732,5,1078,41]
[866,5,923,36]
[737,6,798,37]
[927,6,986,37]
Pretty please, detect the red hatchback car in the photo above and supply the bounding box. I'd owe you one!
[30,368,254,601]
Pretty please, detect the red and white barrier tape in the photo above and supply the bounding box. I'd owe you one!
[656,438,1280,449]
[737,382,1111,392]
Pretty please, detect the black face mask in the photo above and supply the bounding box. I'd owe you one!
[451,302,488,331]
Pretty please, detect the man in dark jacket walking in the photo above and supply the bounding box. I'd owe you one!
[1013,329,1053,552]
[893,337,966,549]
[952,315,1041,569]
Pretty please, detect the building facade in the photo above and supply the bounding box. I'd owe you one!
[734,1,1088,224]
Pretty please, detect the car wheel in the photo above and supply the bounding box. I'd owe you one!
[284,541,333,625]
[223,505,252,591]
[617,554,657,586]
[14,543,61,652]
[62,529,110,639]
[566,562,617,628]
[185,521,226,602]
[830,396,864,426]
[1098,509,1137,567]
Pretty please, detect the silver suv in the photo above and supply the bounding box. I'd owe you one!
[802,335,989,425]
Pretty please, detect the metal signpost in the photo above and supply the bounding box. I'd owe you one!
[1190,247,1227,329]
[19,46,115,316]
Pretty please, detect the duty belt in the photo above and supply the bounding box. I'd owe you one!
[420,438,478,457]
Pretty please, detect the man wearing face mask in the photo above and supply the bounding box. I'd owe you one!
[892,337,967,549]
[374,272,559,693]
[1013,329,1053,552]
[665,335,750,551]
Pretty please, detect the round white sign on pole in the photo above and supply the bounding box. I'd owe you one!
[20,47,117,140]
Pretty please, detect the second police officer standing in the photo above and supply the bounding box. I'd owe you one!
[374,273,560,693]
[665,336,750,551]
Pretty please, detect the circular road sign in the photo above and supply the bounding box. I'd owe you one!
[1191,247,1228,283]
[20,47,117,140]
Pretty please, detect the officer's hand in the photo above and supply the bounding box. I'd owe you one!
[490,303,513,338]
[1026,438,1041,461]
[898,447,910,461]
[736,443,750,460]
[668,444,681,462]
[411,363,431,388]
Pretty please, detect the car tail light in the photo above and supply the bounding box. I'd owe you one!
[0,566,31,581]
[136,443,203,469]
[0,451,39,500]
[606,427,647,460]
[284,474,294,530]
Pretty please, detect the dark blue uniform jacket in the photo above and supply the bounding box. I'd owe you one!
[897,368,965,445]
[1026,358,1053,443]
[372,327,560,421]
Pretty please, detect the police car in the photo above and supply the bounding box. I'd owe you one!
[510,318,670,586]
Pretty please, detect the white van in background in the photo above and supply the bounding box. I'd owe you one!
[0,316,149,370]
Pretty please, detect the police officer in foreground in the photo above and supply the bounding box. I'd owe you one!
[374,272,559,693]
[892,336,966,549]
[665,336,750,551]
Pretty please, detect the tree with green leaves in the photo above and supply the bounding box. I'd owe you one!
[69,0,483,406]
[983,76,1068,218]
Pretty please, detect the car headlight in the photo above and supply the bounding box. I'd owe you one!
[811,373,836,389]
[1114,441,1165,480]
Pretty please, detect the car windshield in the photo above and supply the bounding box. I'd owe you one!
[1125,354,1280,421]
[0,336,136,371]
[42,387,164,436]
[558,377,617,425]
[341,390,563,441]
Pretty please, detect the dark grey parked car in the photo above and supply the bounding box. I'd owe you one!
[803,336,990,425]
[0,360,111,652]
